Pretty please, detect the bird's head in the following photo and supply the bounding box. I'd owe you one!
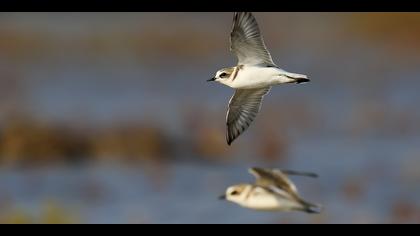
[208,67,235,85]
[219,184,250,204]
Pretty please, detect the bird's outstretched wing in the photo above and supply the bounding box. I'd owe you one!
[226,87,270,145]
[230,12,276,66]
[248,167,299,196]
[250,167,323,213]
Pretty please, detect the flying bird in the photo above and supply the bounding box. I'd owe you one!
[208,12,310,145]
[219,167,322,213]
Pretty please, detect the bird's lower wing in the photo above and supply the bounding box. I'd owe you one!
[226,87,270,145]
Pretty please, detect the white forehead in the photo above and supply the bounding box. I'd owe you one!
[227,185,249,194]
[227,186,236,193]
[226,186,240,196]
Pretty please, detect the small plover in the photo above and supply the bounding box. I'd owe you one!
[219,167,322,213]
[208,12,310,145]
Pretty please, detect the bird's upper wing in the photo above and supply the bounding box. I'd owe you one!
[248,167,299,196]
[226,87,270,145]
[280,170,319,178]
[230,12,276,66]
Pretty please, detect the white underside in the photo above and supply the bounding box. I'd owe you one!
[239,193,303,211]
[231,186,304,211]
[222,65,307,89]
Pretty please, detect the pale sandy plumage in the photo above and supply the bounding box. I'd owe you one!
[220,167,322,213]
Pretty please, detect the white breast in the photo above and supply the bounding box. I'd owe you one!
[240,187,302,211]
[228,66,279,89]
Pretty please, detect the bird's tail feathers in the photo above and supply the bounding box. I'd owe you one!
[283,72,310,84]
[302,201,323,214]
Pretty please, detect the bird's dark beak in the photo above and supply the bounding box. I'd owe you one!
[207,77,216,82]
[218,194,226,200]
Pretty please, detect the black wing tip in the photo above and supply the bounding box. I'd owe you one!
[296,78,311,84]
[304,204,324,214]
[309,173,319,178]
[303,173,319,178]
[226,135,234,145]
[280,170,319,178]
[226,126,237,146]
[305,208,322,214]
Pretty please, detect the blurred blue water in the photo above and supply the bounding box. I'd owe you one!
[0,138,419,224]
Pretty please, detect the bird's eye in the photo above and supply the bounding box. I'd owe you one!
[220,72,227,77]
[230,190,239,195]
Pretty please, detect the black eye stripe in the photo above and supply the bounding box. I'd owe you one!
[231,190,239,195]
[220,72,227,77]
